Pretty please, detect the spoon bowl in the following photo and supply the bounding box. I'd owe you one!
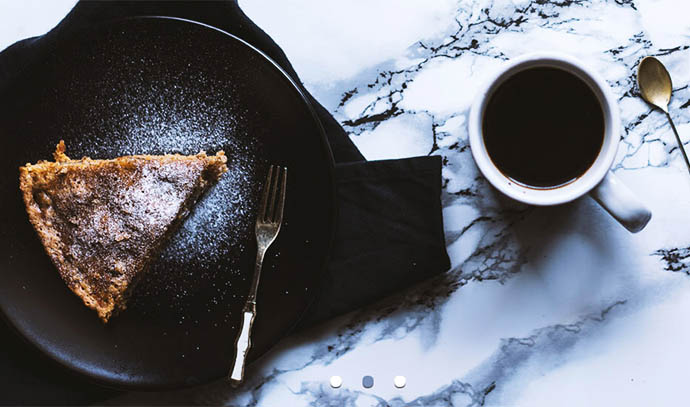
[638,56,672,113]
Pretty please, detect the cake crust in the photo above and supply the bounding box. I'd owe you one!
[19,141,228,322]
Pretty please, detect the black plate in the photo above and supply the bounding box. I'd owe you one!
[0,17,334,390]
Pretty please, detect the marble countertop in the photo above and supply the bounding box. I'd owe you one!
[3,0,690,406]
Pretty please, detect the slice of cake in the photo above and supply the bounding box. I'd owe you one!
[19,141,228,322]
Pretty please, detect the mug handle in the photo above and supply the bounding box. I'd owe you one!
[589,171,651,233]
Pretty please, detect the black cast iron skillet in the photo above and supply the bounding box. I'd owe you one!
[0,16,334,390]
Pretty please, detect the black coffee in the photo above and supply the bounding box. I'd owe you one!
[482,67,604,188]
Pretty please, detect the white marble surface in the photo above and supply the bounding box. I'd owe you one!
[4,0,690,406]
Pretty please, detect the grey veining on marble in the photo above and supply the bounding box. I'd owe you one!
[4,0,690,406]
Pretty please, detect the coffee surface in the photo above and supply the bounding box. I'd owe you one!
[482,67,604,188]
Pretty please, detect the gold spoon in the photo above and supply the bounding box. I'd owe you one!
[637,56,690,173]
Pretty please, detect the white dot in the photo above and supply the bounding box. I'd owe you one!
[394,376,406,388]
[330,375,343,388]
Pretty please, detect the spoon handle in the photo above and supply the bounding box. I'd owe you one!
[666,112,690,174]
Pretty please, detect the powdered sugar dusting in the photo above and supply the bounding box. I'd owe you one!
[70,72,246,157]
[69,70,263,267]
[164,166,255,268]
[50,26,268,314]
[134,146,262,314]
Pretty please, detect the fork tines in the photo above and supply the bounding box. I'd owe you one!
[258,165,287,225]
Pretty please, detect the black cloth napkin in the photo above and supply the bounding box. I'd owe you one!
[0,1,449,404]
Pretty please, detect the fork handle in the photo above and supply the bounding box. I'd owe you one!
[228,302,256,386]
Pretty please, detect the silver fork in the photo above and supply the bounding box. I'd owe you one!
[228,165,287,386]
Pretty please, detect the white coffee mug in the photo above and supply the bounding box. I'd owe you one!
[468,52,651,233]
